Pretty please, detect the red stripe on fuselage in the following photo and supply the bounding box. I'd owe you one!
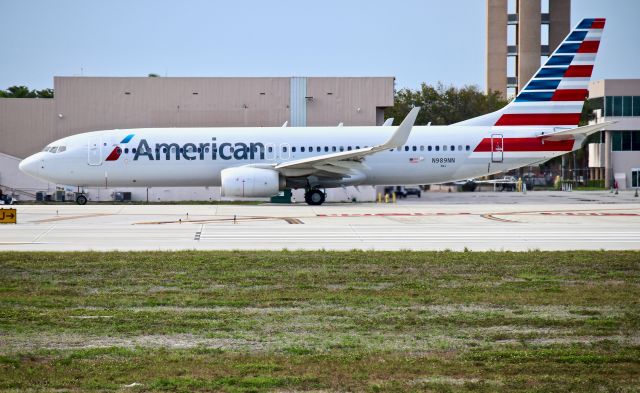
[551,89,588,101]
[473,137,574,153]
[105,147,121,161]
[495,113,581,126]
[577,40,600,53]
[564,65,593,77]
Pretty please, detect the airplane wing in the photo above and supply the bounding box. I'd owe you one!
[540,121,615,141]
[273,107,420,177]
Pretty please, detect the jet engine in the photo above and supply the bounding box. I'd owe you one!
[220,167,284,197]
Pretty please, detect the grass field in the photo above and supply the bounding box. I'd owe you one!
[1,251,639,392]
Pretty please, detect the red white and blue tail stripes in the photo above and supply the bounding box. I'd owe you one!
[495,18,605,127]
[456,18,604,129]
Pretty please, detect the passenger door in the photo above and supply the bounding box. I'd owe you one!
[491,134,504,163]
[88,137,103,166]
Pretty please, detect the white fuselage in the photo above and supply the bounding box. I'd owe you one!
[19,125,579,189]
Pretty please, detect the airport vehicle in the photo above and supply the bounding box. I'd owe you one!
[404,187,422,198]
[20,18,611,205]
[383,186,421,198]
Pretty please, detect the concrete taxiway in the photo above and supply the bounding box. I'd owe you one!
[0,191,639,251]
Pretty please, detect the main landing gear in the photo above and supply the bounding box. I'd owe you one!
[304,188,326,206]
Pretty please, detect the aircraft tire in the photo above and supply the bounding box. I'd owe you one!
[306,189,325,206]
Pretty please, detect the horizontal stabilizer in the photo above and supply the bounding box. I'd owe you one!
[541,121,615,141]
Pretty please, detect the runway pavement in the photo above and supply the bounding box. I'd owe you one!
[1,191,639,251]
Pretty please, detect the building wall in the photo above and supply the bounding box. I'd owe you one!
[548,0,570,52]
[306,77,394,126]
[0,99,57,159]
[612,152,640,189]
[486,0,508,97]
[516,0,541,92]
[54,77,292,136]
[588,79,640,189]
[486,0,570,97]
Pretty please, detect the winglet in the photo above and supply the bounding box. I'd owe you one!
[382,118,394,126]
[382,107,420,149]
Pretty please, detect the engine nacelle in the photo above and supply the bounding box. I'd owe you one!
[220,167,284,197]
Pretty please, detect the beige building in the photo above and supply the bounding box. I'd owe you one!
[0,76,394,201]
[486,0,570,97]
[587,79,640,190]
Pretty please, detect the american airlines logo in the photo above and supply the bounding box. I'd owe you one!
[127,138,266,161]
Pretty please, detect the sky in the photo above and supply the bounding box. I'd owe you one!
[1,0,639,91]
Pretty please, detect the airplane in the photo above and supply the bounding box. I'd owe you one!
[20,18,611,206]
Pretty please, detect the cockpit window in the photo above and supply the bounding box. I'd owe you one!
[43,145,66,153]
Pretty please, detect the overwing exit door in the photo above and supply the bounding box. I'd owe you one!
[491,134,504,163]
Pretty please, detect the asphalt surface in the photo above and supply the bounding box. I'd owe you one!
[1,191,639,251]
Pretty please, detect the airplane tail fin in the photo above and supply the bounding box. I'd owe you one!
[457,18,605,128]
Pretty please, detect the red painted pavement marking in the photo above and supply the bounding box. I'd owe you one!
[316,212,472,217]
[540,212,640,217]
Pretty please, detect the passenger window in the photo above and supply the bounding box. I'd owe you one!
[458,145,462,151]
[443,145,447,151]
[435,146,440,151]
[324,146,329,152]
[404,146,409,151]
[412,146,417,151]
[317,146,321,152]
[332,146,336,152]
[420,146,424,151]
[301,146,305,152]
[356,146,360,149]
[132,148,137,153]
[339,146,344,152]
[268,146,273,153]
[347,146,352,151]
[282,146,288,152]
[466,145,470,151]
[451,145,455,151]
[428,146,432,151]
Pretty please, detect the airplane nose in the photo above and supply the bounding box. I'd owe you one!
[19,154,41,176]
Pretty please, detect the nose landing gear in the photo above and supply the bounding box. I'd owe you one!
[304,188,326,206]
